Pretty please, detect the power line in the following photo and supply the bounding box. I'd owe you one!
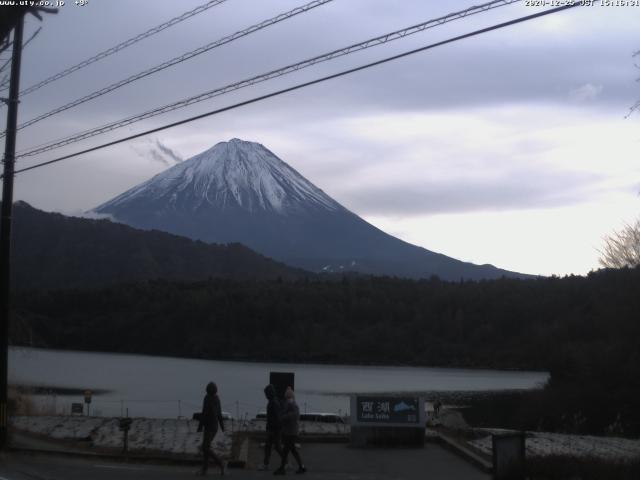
[16,0,521,158]
[0,0,229,97]
[0,27,39,78]
[0,27,41,92]
[10,3,581,177]
[0,40,12,58]
[3,0,334,137]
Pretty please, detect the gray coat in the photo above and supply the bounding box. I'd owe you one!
[279,399,300,436]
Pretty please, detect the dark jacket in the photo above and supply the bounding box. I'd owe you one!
[199,393,224,433]
[264,384,282,432]
[280,399,300,437]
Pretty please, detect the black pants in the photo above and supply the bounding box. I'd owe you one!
[264,430,283,465]
[279,434,303,469]
[202,429,223,472]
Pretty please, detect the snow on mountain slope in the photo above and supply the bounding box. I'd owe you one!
[95,138,530,280]
[99,138,340,215]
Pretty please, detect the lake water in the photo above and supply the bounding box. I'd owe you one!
[9,347,548,419]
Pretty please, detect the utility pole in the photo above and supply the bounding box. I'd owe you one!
[0,13,24,450]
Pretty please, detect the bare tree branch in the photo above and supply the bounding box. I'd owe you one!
[0,26,40,77]
[629,50,640,117]
[628,100,640,118]
[599,218,640,268]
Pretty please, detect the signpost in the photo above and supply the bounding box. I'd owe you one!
[269,372,294,401]
[350,395,425,447]
[83,390,92,416]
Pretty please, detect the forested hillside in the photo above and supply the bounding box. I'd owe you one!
[13,268,639,368]
[9,202,307,289]
[11,267,640,434]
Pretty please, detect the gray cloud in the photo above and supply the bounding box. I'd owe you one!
[154,140,183,164]
[148,149,171,166]
[14,0,639,146]
[11,0,640,219]
[569,83,603,102]
[337,169,608,216]
[130,138,183,167]
[62,210,115,221]
[7,0,637,277]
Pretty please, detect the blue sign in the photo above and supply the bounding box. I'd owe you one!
[355,396,420,424]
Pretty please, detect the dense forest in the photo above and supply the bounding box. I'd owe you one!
[11,266,640,435]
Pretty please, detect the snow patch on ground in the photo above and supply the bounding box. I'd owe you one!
[427,410,468,430]
[11,416,231,457]
[10,416,346,457]
[12,415,107,440]
[469,430,640,462]
[241,419,349,436]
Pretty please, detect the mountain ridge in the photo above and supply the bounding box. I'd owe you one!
[95,139,532,281]
[9,201,307,291]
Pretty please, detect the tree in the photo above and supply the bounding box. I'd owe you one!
[599,218,640,268]
[629,50,640,117]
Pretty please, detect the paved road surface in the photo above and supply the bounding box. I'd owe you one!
[0,444,489,480]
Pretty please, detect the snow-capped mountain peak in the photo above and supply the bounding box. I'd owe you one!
[94,138,527,281]
[98,138,340,214]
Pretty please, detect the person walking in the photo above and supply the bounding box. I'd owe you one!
[260,384,284,471]
[274,387,306,475]
[197,382,225,476]
[433,399,442,418]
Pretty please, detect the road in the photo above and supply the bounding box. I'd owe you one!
[0,444,489,480]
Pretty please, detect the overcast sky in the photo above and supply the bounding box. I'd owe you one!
[4,0,640,276]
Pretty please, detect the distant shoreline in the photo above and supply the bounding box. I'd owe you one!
[11,384,112,396]
[10,345,550,376]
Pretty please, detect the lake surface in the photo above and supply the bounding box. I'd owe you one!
[9,347,548,419]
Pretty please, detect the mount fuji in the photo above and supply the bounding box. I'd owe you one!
[94,138,527,280]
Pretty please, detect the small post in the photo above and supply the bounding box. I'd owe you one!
[83,390,92,417]
[492,432,526,480]
[235,401,239,420]
[119,408,132,455]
